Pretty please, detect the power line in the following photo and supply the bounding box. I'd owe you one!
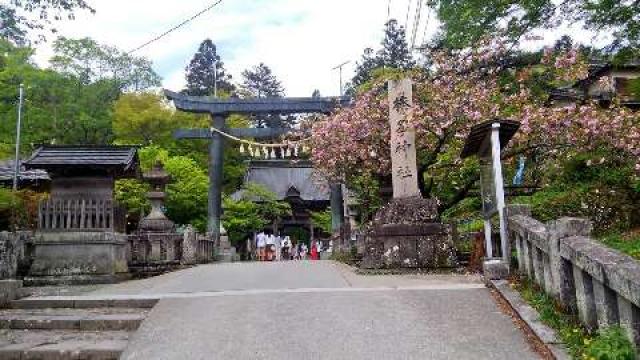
[410,0,424,49]
[128,0,224,54]
[420,6,431,47]
[404,0,413,30]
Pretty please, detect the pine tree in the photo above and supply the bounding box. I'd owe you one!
[184,39,233,96]
[240,63,285,98]
[240,63,288,128]
[378,19,414,69]
[352,20,414,88]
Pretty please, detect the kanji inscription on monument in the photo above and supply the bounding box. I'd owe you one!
[388,78,420,198]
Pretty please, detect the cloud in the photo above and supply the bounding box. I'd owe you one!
[29,0,605,97]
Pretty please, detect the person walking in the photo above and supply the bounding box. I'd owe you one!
[256,232,266,261]
[265,233,276,261]
[275,234,282,261]
[310,240,319,260]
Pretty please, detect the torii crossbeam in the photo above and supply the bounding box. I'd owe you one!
[165,90,351,243]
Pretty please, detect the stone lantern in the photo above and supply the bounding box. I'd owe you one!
[139,161,174,233]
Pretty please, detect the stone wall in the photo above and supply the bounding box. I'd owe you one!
[508,211,640,348]
[0,231,31,279]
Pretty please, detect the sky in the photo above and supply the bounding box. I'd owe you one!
[30,0,607,97]
[31,0,438,97]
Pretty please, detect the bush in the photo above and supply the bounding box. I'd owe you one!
[0,188,42,231]
[584,327,636,360]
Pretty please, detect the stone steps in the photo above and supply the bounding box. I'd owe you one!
[0,300,153,359]
[9,297,158,310]
[0,308,147,331]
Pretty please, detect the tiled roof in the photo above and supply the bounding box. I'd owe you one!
[0,160,50,182]
[232,160,330,201]
[24,146,138,171]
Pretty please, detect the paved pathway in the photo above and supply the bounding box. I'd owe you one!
[94,261,538,359]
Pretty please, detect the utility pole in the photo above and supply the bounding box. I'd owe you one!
[12,84,24,191]
[332,61,350,96]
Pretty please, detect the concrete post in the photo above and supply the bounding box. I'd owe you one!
[593,281,619,328]
[181,225,197,265]
[573,266,598,330]
[617,296,640,348]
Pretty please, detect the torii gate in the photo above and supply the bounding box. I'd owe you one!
[165,90,351,242]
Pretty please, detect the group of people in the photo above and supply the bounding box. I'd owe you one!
[254,231,324,261]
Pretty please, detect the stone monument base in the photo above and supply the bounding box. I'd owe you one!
[482,258,509,281]
[215,234,236,262]
[26,231,129,286]
[361,197,456,269]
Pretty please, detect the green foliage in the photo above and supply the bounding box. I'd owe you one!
[134,146,209,231]
[310,208,332,234]
[429,0,640,51]
[584,327,637,360]
[0,188,23,231]
[184,39,234,96]
[0,188,42,230]
[0,38,118,152]
[113,92,207,147]
[114,179,150,217]
[351,19,414,89]
[515,277,636,360]
[514,150,640,234]
[599,232,640,260]
[349,173,383,223]
[0,0,94,45]
[50,37,161,91]
[222,183,292,244]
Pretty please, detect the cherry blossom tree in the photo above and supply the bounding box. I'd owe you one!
[311,39,640,217]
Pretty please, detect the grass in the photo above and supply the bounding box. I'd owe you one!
[512,276,636,360]
[599,230,640,260]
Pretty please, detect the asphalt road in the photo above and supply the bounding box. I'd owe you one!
[108,261,539,360]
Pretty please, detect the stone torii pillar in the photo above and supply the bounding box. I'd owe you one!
[165,90,351,243]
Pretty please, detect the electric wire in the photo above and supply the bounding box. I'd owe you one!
[410,0,424,49]
[404,0,413,30]
[127,0,224,54]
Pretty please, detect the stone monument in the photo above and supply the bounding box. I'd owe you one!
[362,79,456,269]
[127,162,185,276]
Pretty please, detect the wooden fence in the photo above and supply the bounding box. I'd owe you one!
[37,197,126,233]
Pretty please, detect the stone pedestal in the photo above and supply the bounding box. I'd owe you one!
[216,234,235,262]
[26,231,129,285]
[483,259,509,280]
[362,197,456,269]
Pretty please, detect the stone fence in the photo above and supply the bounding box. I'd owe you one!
[0,232,31,280]
[126,225,215,274]
[0,225,216,281]
[508,211,640,348]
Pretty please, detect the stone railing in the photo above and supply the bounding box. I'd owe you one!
[508,210,640,348]
[127,225,216,271]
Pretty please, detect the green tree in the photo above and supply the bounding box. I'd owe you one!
[352,20,414,89]
[50,37,161,91]
[240,63,288,128]
[222,182,292,244]
[0,39,116,153]
[240,63,284,98]
[0,0,94,45]
[184,39,233,96]
[113,92,208,146]
[428,0,640,51]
